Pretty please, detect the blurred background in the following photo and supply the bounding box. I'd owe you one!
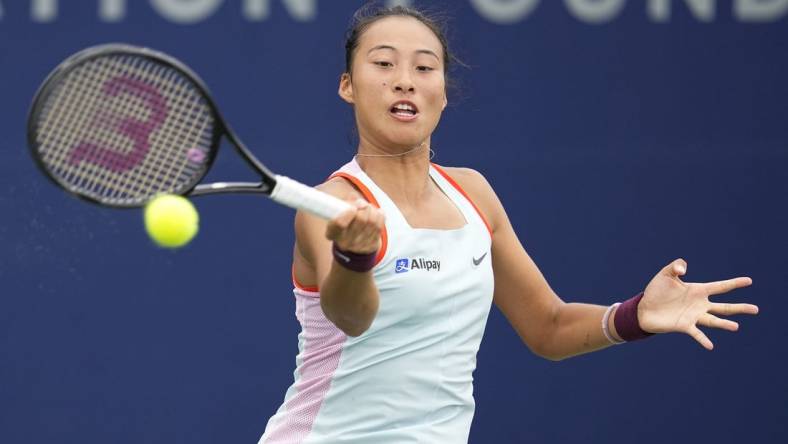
[1,1,786,442]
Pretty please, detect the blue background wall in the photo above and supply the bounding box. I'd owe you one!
[1,1,786,442]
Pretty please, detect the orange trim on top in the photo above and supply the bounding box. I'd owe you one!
[328,172,388,265]
[430,163,493,238]
[292,264,319,292]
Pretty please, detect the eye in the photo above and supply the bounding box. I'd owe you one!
[374,61,393,68]
[416,65,435,72]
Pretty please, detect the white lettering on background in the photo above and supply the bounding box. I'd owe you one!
[469,0,540,25]
[99,0,126,22]
[243,0,317,21]
[735,0,788,22]
[149,0,224,24]
[32,0,57,22]
[2,0,784,24]
[565,0,627,24]
[648,0,715,22]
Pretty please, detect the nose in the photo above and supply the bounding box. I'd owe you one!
[392,66,415,94]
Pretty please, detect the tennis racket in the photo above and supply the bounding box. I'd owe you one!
[27,43,351,219]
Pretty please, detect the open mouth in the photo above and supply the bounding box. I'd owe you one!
[390,101,419,120]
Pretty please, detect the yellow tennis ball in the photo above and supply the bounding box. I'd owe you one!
[144,194,199,248]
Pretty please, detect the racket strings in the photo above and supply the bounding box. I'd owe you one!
[43,60,122,196]
[42,56,153,197]
[153,67,213,194]
[33,53,216,205]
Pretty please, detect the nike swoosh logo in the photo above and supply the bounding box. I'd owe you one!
[334,250,350,263]
[472,252,488,266]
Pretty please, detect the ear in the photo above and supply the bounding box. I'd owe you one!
[338,72,354,104]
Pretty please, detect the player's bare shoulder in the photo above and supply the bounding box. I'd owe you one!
[434,165,502,230]
[435,166,495,202]
[316,176,364,201]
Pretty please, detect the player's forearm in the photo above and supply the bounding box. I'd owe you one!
[539,302,621,361]
[320,262,380,337]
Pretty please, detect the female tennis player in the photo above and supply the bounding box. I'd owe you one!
[259,5,759,443]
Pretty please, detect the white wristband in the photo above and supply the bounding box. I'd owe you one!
[602,302,625,345]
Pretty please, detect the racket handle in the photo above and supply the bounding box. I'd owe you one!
[270,175,353,220]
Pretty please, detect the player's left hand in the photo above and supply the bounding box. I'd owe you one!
[637,259,758,350]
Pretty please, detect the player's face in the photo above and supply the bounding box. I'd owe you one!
[339,16,447,152]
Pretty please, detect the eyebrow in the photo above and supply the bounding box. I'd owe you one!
[367,45,440,61]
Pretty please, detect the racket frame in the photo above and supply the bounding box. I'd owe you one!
[27,43,277,208]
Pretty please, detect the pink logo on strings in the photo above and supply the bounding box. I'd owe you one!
[69,76,168,172]
[186,148,206,163]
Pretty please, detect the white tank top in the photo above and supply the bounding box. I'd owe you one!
[260,159,494,444]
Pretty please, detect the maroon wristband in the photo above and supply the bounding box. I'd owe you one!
[332,243,376,273]
[613,292,655,342]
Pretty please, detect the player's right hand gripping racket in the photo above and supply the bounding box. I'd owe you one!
[27,43,352,219]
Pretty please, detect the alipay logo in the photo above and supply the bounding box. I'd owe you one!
[394,257,441,273]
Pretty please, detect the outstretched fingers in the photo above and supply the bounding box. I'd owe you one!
[688,326,714,350]
[687,301,758,349]
[709,302,759,316]
[705,277,753,296]
[698,313,739,332]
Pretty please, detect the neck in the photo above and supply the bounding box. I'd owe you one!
[355,138,433,204]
